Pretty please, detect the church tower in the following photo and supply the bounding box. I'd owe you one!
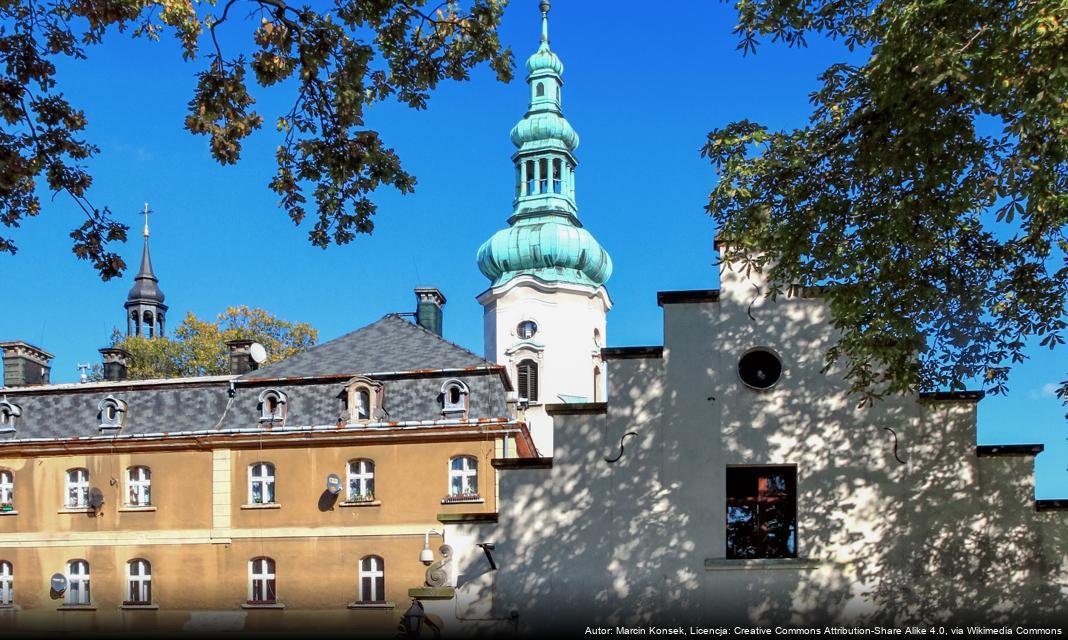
[477,0,612,454]
[124,205,167,337]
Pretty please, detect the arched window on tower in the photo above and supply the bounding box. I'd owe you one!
[516,360,539,403]
[538,159,548,193]
[525,160,535,195]
[552,159,562,194]
[535,82,544,97]
[142,310,155,338]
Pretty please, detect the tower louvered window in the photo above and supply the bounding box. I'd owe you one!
[516,360,538,402]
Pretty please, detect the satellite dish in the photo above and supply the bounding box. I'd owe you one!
[249,342,268,364]
[51,573,68,594]
[88,488,104,510]
[326,474,342,495]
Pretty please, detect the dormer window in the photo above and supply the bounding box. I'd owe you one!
[258,389,288,423]
[0,400,21,433]
[440,379,470,418]
[97,395,128,431]
[341,376,384,424]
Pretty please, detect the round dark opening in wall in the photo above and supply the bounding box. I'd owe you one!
[738,349,783,390]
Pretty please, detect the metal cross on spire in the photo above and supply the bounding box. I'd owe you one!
[142,202,151,238]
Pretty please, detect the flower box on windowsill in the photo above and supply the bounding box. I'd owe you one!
[440,494,484,505]
[340,498,381,508]
[0,503,13,512]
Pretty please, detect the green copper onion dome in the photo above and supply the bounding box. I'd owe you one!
[476,0,612,290]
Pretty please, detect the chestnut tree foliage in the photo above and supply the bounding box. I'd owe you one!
[0,0,511,278]
[707,0,1067,410]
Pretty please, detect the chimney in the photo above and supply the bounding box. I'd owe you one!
[99,347,132,382]
[225,339,257,375]
[414,288,447,336]
[1,341,53,387]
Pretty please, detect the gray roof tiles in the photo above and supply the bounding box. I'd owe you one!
[0,315,509,443]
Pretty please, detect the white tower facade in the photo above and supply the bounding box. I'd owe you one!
[476,2,612,454]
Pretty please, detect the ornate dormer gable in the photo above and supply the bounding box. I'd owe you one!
[440,379,470,418]
[257,388,288,424]
[340,376,385,423]
[97,395,128,432]
[0,398,21,433]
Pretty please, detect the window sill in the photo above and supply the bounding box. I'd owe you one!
[340,500,381,508]
[704,557,821,571]
[0,604,20,611]
[242,602,285,610]
[241,503,281,510]
[120,604,159,610]
[0,510,18,516]
[57,605,97,611]
[118,506,157,512]
[347,601,395,610]
[57,507,92,514]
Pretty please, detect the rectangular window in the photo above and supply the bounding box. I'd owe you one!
[726,465,797,559]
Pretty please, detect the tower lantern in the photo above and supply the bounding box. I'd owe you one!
[124,203,168,338]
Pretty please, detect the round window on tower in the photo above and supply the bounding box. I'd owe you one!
[517,320,538,340]
[737,348,783,390]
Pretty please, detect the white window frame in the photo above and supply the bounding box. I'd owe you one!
[248,463,276,505]
[66,468,89,509]
[126,466,151,507]
[359,555,385,603]
[258,389,287,423]
[0,561,11,605]
[448,456,478,497]
[248,557,276,604]
[126,559,152,605]
[66,559,90,605]
[0,400,20,432]
[440,379,469,417]
[346,459,375,502]
[0,470,12,508]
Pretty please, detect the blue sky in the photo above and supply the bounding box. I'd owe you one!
[1,1,1065,497]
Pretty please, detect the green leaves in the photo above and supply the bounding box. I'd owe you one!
[0,0,511,278]
[711,0,1068,415]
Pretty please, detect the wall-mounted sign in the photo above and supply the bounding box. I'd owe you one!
[326,474,342,495]
[50,573,68,594]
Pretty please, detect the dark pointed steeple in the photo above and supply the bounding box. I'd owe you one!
[124,203,168,337]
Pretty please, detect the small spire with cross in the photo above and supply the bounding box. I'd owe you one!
[142,202,151,238]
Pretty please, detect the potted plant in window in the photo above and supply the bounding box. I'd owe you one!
[0,501,12,512]
[345,491,375,504]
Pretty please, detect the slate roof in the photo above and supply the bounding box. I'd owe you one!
[240,314,492,380]
[0,315,511,443]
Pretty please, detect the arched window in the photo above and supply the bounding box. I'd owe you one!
[552,158,562,194]
[341,376,383,423]
[249,557,276,604]
[258,389,288,423]
[535,82,545,97]
[248,462,276,505]
[516,360,539,403]
[97,395,127,431]
[525,160,535,195]
[440,379,469,418]
[0,561,11,605]
[0,470,13,511]
[448,456,478,498]
[359,556,385,603]
[142,311,155,338]
[347,459,375,503]
[66,468,89,509]
[0,400,21,432]
[538,158,549,193]
[126,559,152,605]
[126,466,151,507]
[66,559,90,605]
